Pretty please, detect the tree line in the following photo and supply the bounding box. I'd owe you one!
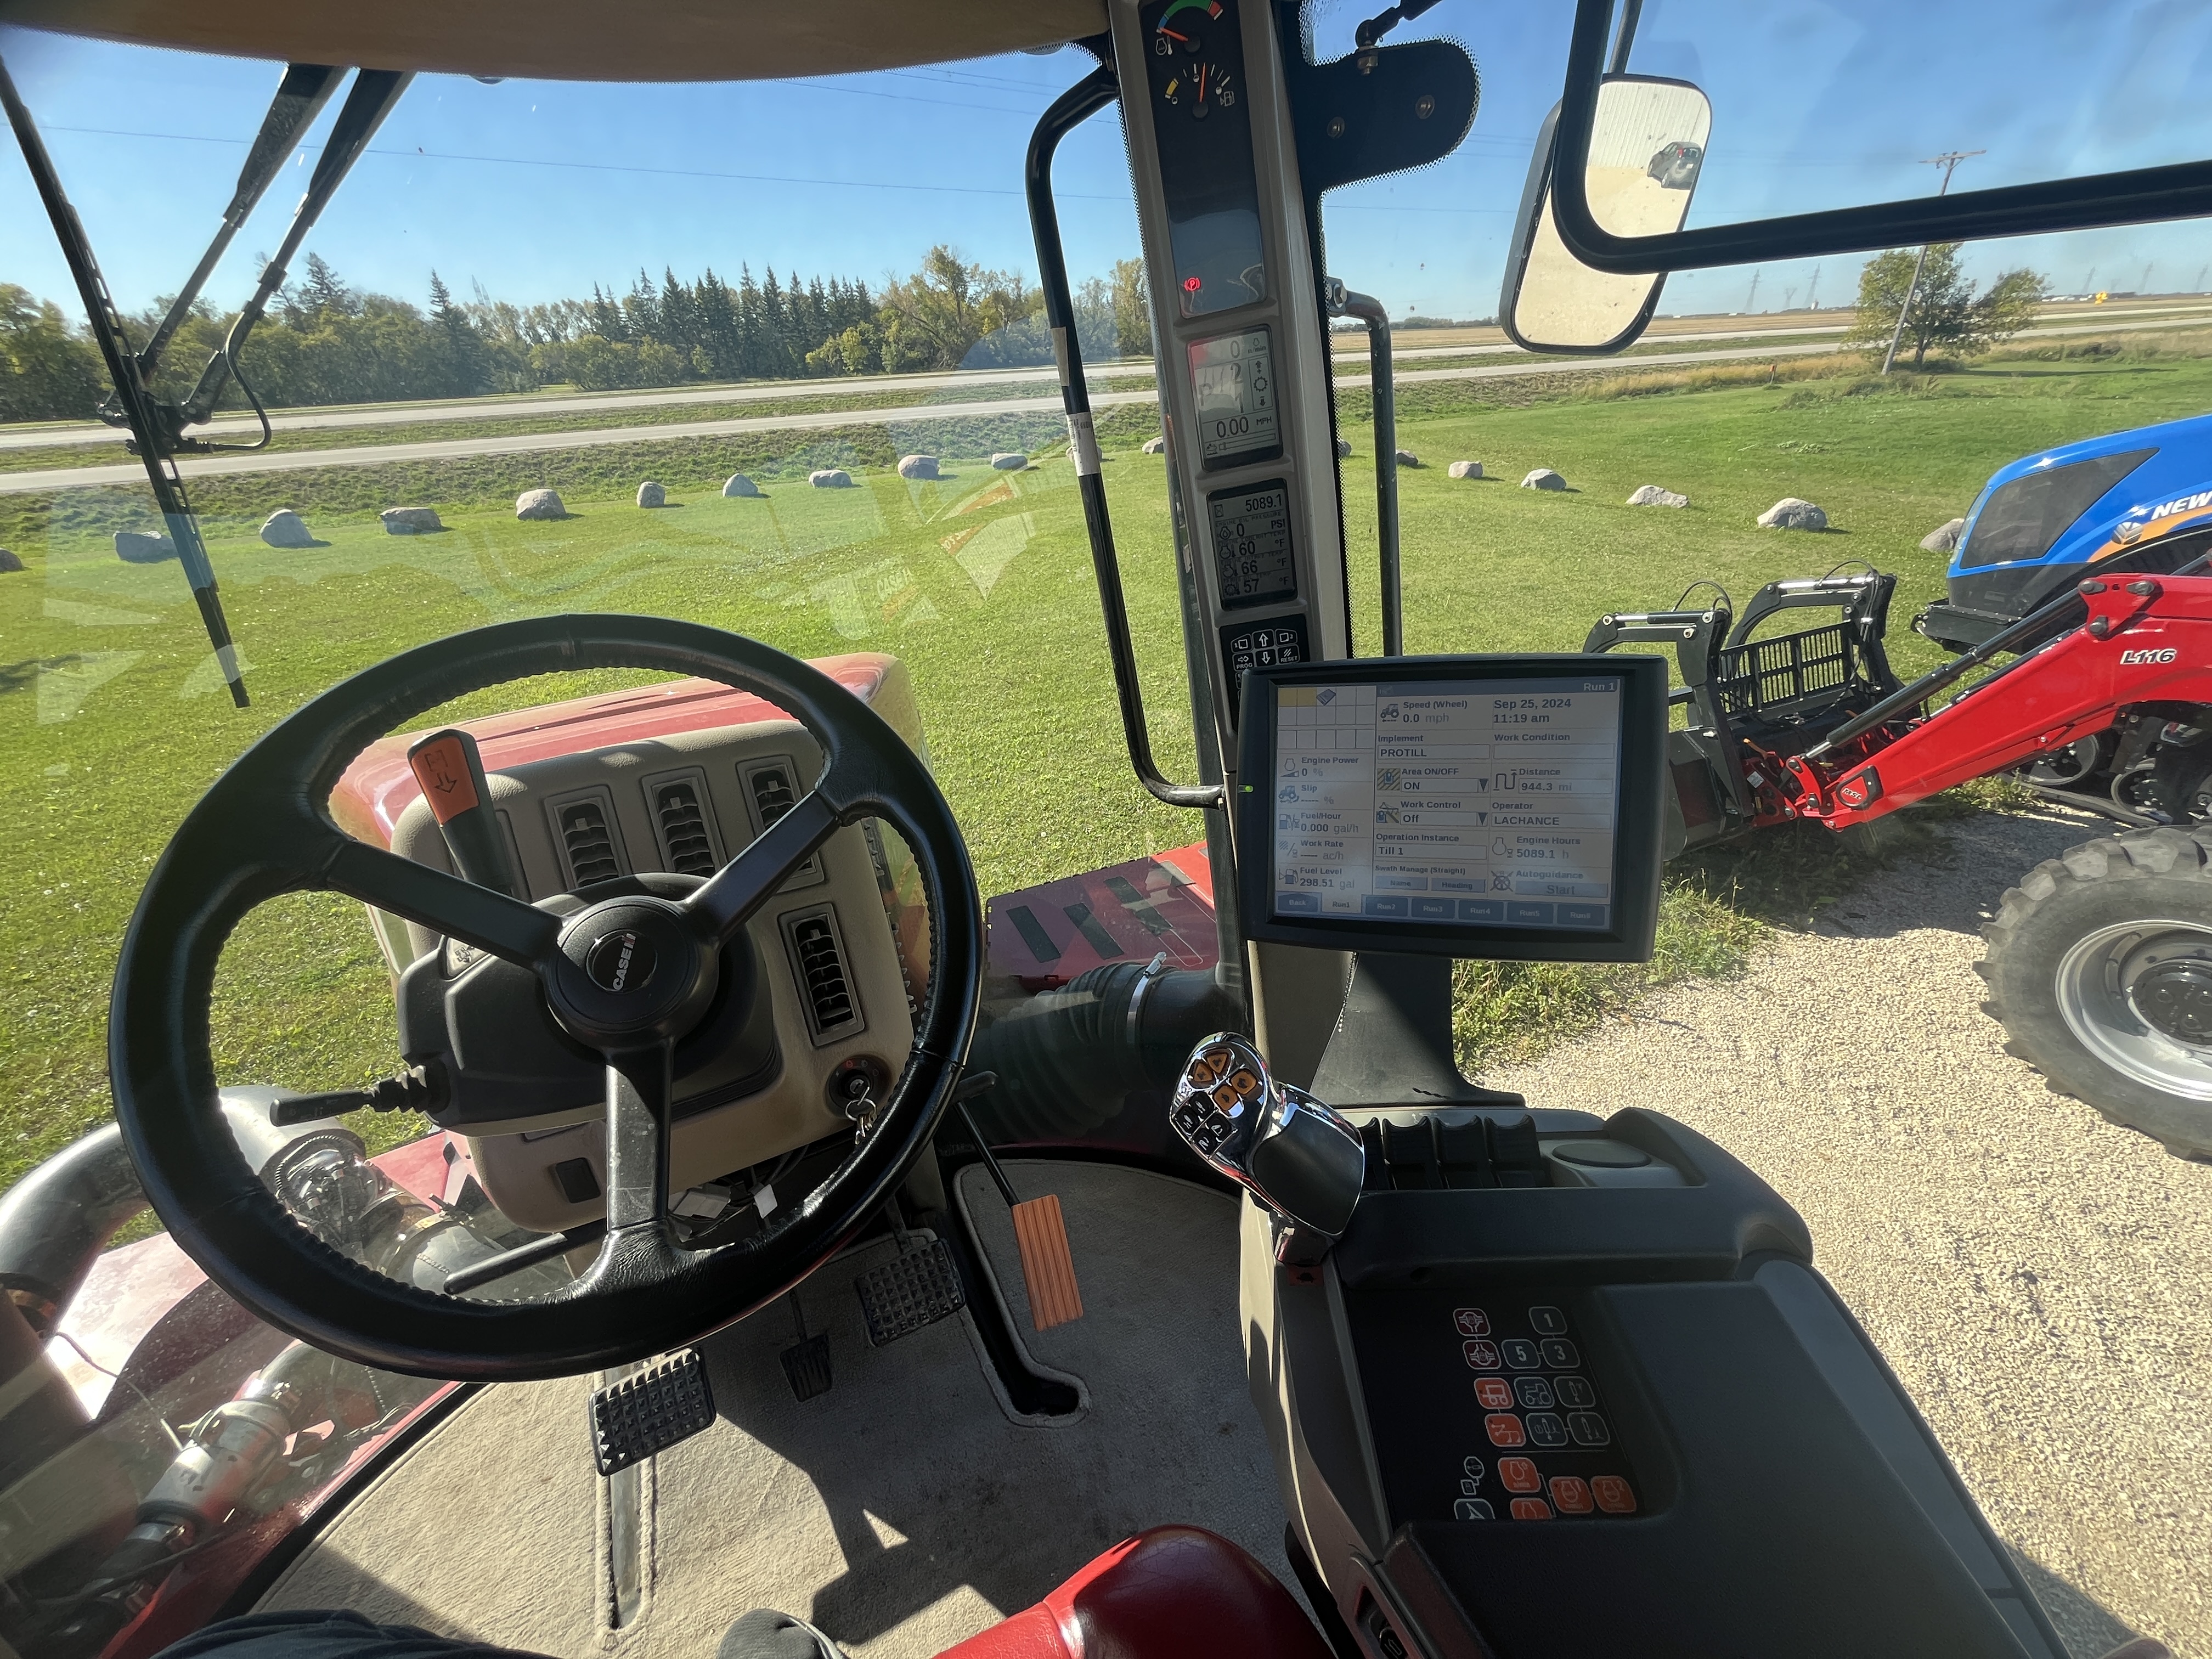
[0,248,1151,422]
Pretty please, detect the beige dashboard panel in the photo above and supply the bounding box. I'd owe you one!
[381,720,922,1234]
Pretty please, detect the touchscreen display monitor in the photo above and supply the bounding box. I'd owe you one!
[1237,657,1665,961]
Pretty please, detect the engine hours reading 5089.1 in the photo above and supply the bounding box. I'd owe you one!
[1154,0,1235,117]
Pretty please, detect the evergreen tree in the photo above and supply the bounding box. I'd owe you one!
[589,283,626,341]
[426,269,486,396]
[760,268,791,376]
[696,268,740,379]
[623,268,661,341]
[299,252,355,317]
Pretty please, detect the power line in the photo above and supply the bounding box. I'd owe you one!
[36,123,1131,201]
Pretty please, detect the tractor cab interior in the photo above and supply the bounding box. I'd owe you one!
[3,3,2208,1658]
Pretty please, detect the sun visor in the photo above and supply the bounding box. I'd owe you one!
[0,0,1107,81]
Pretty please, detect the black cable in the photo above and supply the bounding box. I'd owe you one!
[1672,578,1734,613]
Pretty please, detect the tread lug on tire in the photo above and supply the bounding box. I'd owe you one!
[1979,826,2212,1159]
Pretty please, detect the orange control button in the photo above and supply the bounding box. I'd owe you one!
[1508,1498,1553,1521]
[1473,1377,1515,1410]
[408,734,481,823]
[1549,1476,1593,1515]
[1484,1414,1525,1448]
[1592,1475,1638,1515]
[1497,1458,1542,1494]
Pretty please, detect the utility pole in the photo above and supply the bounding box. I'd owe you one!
[1882,149,1984,374]
[1745,268,1762,312]
[1807,264,1822,309]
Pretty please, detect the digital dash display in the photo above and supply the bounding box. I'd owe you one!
[1188,326,1280,466]
[1209,480,1296,609]
[1269,678,1626,933]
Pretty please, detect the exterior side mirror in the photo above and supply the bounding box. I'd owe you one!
[1499,76,1713,355]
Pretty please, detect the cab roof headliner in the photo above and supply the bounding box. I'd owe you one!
[0,0,1107,81]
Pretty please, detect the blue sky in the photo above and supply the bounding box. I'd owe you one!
[5,1,2212,329]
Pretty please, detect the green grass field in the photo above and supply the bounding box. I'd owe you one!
[6,348,2210,1196]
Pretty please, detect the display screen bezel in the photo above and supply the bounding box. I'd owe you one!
[1235,654,1668,962]
[1188,325,1283,470]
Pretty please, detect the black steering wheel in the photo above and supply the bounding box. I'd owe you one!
[110,615,982,1382]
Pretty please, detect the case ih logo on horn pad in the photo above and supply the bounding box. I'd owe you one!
[1836,767,1883,810]
[586,929,657,993]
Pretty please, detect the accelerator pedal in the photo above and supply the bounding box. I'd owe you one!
[588,1349,714,1476]
[780,1293,834,1402]
[855,1233,965,1347]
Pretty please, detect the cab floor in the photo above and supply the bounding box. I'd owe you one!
[258,1161,1287,1658]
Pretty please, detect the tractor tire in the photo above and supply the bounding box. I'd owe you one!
[1979,826,2212,1160]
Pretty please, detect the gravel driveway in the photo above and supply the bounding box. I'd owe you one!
[1489,804,2212,1659]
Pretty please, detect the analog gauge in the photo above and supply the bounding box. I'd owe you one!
[1159,59,1235,119]
[1153,0,1221,58]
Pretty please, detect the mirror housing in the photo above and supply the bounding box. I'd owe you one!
[1547,0,2212,276]
[1500,76,1712,355]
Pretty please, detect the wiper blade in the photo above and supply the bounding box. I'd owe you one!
[0,53,251,707]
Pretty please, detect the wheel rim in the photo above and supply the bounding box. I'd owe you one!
[2055,919,2212,1100]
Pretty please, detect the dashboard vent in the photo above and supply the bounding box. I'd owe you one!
[651,779,718,875]
[783,907,862,1042]
[742,757,823,889]
[546,789,626,889]
[749,764,797,826]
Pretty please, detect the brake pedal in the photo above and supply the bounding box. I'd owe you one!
[854,1235,965,1346]
[588,1348,714,1476]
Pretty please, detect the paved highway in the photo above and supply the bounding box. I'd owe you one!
[8,302,2202,455]
[5,310,2208,495]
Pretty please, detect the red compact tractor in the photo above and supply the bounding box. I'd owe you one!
[1587,415,2212,1158]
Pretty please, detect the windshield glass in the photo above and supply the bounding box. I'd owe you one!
[4,14,2211,1659]
[0,38,1203,1653]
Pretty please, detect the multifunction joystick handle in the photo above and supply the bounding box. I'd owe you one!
[1171,1034,1365,1261]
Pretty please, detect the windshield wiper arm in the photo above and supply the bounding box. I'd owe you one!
[0,53,252,707]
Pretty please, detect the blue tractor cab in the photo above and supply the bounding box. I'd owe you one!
[1918,411,2212,652]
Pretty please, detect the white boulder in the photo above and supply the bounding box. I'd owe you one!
[1395,449,1420,469]
[515,488,567,521]
[636,481,668,508]
[115,530,177,562]
[809,469,855,489]
[990,452,1029,471]
[1142,436,1167,455]
[1447,461,1484,480]
[722,473,761,498]
[0,549,23,573]
[1520,469,1567,492]
[897,454,941,480]
[1758,497,1829,531]
[259,509,315,546]
[1921,517,1967,554]
[1626,485,1689,508]
[380,507,444,535]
